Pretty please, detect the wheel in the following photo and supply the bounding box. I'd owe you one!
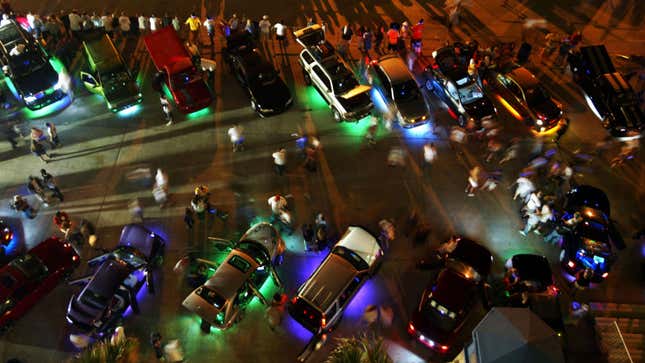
[303,71,312,85]
[332,108,342,123]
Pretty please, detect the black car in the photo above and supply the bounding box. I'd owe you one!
[223,33,292,116]
[488,66,565,134]
[504,254,563,334]
[0,20,68,110]
[408,237,492,355]
[425,44,496,126]
[568,45,643,140]
[559,185,623,282]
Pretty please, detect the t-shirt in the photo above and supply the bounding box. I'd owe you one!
[411,24,423,40]
[268,196,287,214]
[423,145,437,163]
[149,17,159,31]
[273,23,286,36]
[118,16,130,32]
[68,13,82,31]
[386,29,399,44]
[227,127,242,142]
[272,150,286,165]
[185,16,201,31]
[138,16,146,30]
[259,19,271,34]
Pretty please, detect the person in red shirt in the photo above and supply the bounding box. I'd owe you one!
[411,19,424,54]
[386,27,399,53]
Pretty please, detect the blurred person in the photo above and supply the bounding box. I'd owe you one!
[387,146,405,167]
[164,339,184,363]
[149,14,160,32]
[374,24,384,55]
[266,292,287,331]
[102,13,114,37]
[341,23,353,41]
[228,14,239,32]
[162,13,171,28]
[183,208,194,229]
[41,169,63,201]
[273,20,287,53]
[272,147,287,175]
[227,124,244,152]
[152,168,169,208]
[138,14,147,33]
[411,19,424,54]
[45,121,59,148]
[128,198,144,223]
[0,14,11,27]
[31,139,50,162]
[150,332,164,360]
[268,194,287,215]
[259,15,271,43]
[386,25,399,53]
[68,10,82,38]
[10,195,36,219]
[465,165,481,196]
[91,12,102,29]
[539,32,559,64]
[512,176,535,201]
[172,16,180,32]
[204,16,216,46]
[118,12,130,36]
[422,142,437,174]
[160,94,173,126]
[365,115,378,146]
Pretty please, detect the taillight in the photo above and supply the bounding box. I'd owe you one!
[72,255,79,261]
[291,297,297,304]
[567,261,575,269]
[602,272,608,279]
[440,345,449,352]
[408,322,415,333]
[321,317,326,328]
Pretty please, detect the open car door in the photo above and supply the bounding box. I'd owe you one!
[80,71,101,94]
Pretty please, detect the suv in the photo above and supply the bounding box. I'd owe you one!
[288,226,382,360]
[0,20,68,110]
[568,45,643,140]
[80,32,142,112]
[369,55,431,128]
[182,223,285,332]
[294,25,373,122]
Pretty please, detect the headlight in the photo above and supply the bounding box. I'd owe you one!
[259,108,274,113]
[24,95,37,103]
[536,120,543,126]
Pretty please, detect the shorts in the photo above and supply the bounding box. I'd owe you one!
[276,34,285,41]
[387,43,397,51]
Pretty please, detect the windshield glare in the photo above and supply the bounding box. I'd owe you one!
[393,80,419,102]
[458,82,484,105]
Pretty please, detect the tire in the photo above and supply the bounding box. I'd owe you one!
[303,71,312,86]
[332,108,342,123]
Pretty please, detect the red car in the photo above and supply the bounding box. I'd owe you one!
[144,26,212,113]
[0,237,80,330]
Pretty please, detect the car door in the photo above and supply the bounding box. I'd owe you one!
[373,66,392,102]
[233,57,247,86]
[311,65,332,101]
[445,80,461,110]
[80,71,102,95]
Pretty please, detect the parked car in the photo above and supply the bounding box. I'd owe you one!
[408,237,492,355]
[488,66,564,134]
[0,237,79,332]
[223,33,292,116]
[80,32,142,112]
[143,26,212,113]
[504,254,563,334]
[424,44,496,126]
[559,185,623,282]
[182,223,285,332]
[0,20,69,110]
[66,224,165,335]
[568,45,643,140]
[368,54,431,128]
[288,226,383,362]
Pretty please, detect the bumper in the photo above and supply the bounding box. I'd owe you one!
[178,98,213,114]
[343,104,373,121]
[110,96,143,112]
[400,116,429,128]
[25,89,67,110]
[408,323,450,353]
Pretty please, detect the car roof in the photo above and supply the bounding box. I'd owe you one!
[298,253,357,312]
[238,222,279,259]
[378,56,414,84]
[204,249,259,302]
[119,224,158,259]
[508,67,539,88]
[431,268,476,311]
[83,33,122,73]
[450,238,493,277]
[566,185,610,216]
[579,45,615,76]
[335,226,380,267]
[511,254,553,286]
[81,259,132,298]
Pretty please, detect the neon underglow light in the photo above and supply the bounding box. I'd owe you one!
[48,57,66,74]
[496,95,523,120]
[22,95,72,119]
[343,278,380,319]
[117,104,142,118]
[186,106,211,119]
[302,86,328,110]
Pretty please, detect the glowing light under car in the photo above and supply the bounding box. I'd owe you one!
[116,104,142,118]
[495,94,523,120]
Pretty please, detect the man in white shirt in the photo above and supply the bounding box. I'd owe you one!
[149,15,160,32]
[272,147,287,175]
[227,124,244,152]
[259,15,271,43]
[68,10,82,35]
[0,14,11,27]
[273,20,287,52]
[268,194,287,215]
[102,13,114,35]
[138,15,147,33]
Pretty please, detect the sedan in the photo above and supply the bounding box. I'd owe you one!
[489,66,564,134]
[408,237,492,355]
[0,237,79,331]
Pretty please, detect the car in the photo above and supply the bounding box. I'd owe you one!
[424,43,496,126]
[223,33,292,116]
[559,185,622,282]
[0,237,79,331]
[294,24,373,122]
[568,45,643,140]
[368,54,431,128]
[288,226,382,361]
[80,32,142,112]
[488,66,565,134]
[0,20,69,110]
[143,26,212,113]
[66,224,165,334]
[0,220,12,246]
[182,223,285,332]
[504,254,563,334]
[408,237,492,355]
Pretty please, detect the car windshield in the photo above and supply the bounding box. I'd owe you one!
[446,259,481,282]
[10,254,48,280]
[457,81,484,105]
[171,71,201,88]
[422,295,458,331]
[102,70,131,91]
[333,74,359,94]
[80,290,110,310]
[332,246,369,271]
[251,71,278,87]
[236,241,270,266]
[524,85,550,106]
[113,246,148,269]
[393,80,419,102]
[11,54,45,77]
[195,286,226,309]
[227,255,252,273]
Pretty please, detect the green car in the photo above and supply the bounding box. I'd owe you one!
[80,33,142,112]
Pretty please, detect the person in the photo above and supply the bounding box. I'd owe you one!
[41,169,64,201]
[185,13,201,44]
[524,191,542,214]
[266,292,287,331]
[172,16,180,32]
[512,176,535,201]
[183,207,194,229]
[68,10,82,38]
[227,124,244,152]
[302,223,315,251]
[386,26,399,53]
[268,194,287,215]
[273,20,287,52]
[164,339,184,363]
[129,198,144,223]
[516,41,532,64]
[160,94,173,126]
[361,28,372,58]
[572,268,593,292]
[540,32,559,64]
[149,14,160,32]
[520,208,540,236]
[228,14,239,32]
[374,25,384,55]
[422,142,437,174]
[466,166,481,196]
[152,168,169,208]
[272,147,287,175]
[53,210,72,233]
[411,19,424,54]
[102,13,114,37]
[553,37,571,69]
[378,219,396,249]
[45,122,59,148]
[204,16,216,46]
[151,332,164,360]
[118,12,130,37]
[27,176,47,201]
[137,14,147,34]
[31,138,50,162]
[11,195,36,219]
[259,15,271,44]
[162,13,172,28]
[387,146,405,167]
[366,115,378,146]
[3,123,19,150]
[341,24,353,41]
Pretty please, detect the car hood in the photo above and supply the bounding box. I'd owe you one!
[397,99,428,121]
[14,66,58,96]
[411,308,457,345]
[104,80,140,105]
[173,80,211,109]
[251,79,291,110]
[463,97,495,120]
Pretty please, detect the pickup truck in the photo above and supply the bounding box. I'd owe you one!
[0,20,68,110]
[144,26,212,113]
[80,32,142,112]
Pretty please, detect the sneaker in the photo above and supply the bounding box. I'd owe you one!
[165,121,173,126]
[519,230,527,236]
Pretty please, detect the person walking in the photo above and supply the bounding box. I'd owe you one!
[227,124,244,152]
[183,208,194,229]
[137,14,147,34]
[129,198,144,223]
[185,13,201,44]
[11,195,36,219]
[386,26,399,53]
[45,122,59,148]
[41,169,64,201]
[160,94,174,126]
[272,147,287,175]
[152,168,169,208]
[273,20,287,53]
[150,332,164,360]
[422,142,437,175]
[31,138,50,162]
[204,16,216,46]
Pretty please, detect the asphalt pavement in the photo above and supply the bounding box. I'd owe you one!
[0,1,643,362]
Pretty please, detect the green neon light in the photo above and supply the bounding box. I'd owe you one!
[301,86,328,110]
[186,107,211,120]
[22,96,72,119]
[338,114,373,138]
[48,57,67,74]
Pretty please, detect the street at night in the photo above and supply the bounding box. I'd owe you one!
[0,1,643,362]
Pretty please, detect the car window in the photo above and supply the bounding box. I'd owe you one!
[113,246,148,269]
[326,302,338,321]
[507,80,524,100]
[10,254,48,281]
[312,66,331,90]
[375,67,390,90]
[332,246,369,271]
[446,81,459,101]
[524,85,550,106]
[338,275,363,306]
[80,290,110,310]
[393,80,419,102]
[227,255,252,273]
[302,52,314,64]
[458,82,484,105]
[195,286,226,309]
